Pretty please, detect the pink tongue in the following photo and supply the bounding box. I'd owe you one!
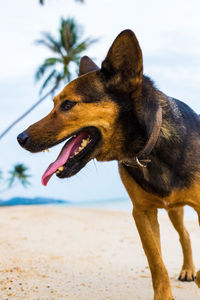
[41,133,87,186]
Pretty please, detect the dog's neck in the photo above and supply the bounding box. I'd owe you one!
[122,76,200,198]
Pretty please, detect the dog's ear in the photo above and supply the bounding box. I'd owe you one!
[79,56,99,76]
[101,30,143,94]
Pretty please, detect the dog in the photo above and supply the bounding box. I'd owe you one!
[17,29,200,300]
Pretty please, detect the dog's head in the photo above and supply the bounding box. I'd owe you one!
[17,30,152,186]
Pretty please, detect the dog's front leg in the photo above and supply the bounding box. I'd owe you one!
[133,208,173,300]
[118,164,173,299]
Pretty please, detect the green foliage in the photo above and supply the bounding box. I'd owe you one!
[7,164,31,188]
[35,17,97,94]
[0,164,31,193]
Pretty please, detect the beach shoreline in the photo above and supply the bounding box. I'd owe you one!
[0,205,199,299]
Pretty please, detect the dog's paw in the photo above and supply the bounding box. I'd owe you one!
[195,270,200,287]
[178,268,196,282]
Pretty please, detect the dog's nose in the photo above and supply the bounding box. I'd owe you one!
[17,131,29,147]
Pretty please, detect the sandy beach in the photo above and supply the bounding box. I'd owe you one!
[0,206,199,300]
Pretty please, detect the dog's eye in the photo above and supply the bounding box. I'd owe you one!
[60,100,76,111]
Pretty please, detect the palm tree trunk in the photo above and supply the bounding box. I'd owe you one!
[0,85,57,140]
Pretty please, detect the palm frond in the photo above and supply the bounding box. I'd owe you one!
[8,164,31,188]
[60,18,82,53]
[39,70,58,94]
[45,57,63,64]
[61,23,73,53]
[7,175,15,188]
[35,17,98,95]
[35,32,62,54]
[35,57,62,82]
[72,38,98,58]
[54,75,63,92]
[35,63,52,82]
[35,39,58,53]
[82,37,99,48]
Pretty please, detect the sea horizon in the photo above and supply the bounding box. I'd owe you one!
[0,196,198,219]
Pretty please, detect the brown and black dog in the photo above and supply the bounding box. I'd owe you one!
[17,30,200,299]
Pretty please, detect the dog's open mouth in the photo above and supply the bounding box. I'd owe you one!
[41,127,101,186]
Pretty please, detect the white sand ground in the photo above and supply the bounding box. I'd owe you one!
[0,206,199,300]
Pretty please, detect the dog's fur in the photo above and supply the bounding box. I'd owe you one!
[18,30,200,300]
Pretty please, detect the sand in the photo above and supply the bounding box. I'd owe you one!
[0,206,199,300]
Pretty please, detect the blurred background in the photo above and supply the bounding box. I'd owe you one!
[0,0,200,208]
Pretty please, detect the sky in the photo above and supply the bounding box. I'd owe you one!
[0,0,200,201]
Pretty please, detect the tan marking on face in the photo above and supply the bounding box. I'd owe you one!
[55,99,123,161]
[57,81,83,102]
[40,72,125,161]
[25,71,125,161]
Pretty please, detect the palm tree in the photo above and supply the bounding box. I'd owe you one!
[35,17,96,94]
[0,17,97,140]
[7,164,31,188]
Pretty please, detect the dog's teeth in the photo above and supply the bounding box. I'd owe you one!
[75,138,91,154]
[70,138,92,158]
[42,149,50,152]
[81,139,89,147]
[58,166,64,171]
[56,166,64,174]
